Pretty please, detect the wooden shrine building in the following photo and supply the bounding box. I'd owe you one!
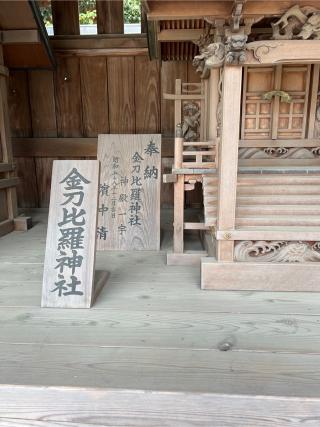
[146,0,320,290]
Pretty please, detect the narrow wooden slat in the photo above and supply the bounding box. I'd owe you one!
[237,185,320,195]
[96,0,124,34]
[184,222,209,230]
[55,56,82,137]
[135,57,161,133]
[239,159,320,167]
[237,194,320,205]
[238,175,320,185]
[80,57,109,137]
[50,35,147,50]
[239,139,320,147]
[0,163,13,173]
[28,70,57,138]
[236,216,320,227]
[237,205,320,216]
[107,57,135,133]
[0,177,18,190]
[8,71,32,138]
[216,229,320,241]
[51,0,80,36]
[14,158,38,208]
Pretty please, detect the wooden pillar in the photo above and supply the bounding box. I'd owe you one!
[216,65,242,261]
[51,1,80,36]
[208,68,220,140]
[173,175,184,253]
[97,1,124,34]
[0,45,18,237]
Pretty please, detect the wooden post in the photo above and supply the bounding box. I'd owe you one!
[174,136,183,169]
[216,65,242,261]
[208,68,220,140]
[51,1,80,36]
[0,45,18,237]
[97,1,124,34]
[173,175,184,254]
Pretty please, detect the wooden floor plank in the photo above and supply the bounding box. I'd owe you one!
[0,307,320,354]
[1,385,320,427]
[1,343,320,397]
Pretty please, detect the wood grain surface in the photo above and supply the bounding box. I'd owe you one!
[42,161,99,308]
[97,134,161,250]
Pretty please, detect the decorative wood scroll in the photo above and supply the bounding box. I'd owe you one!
[97,134,161,251]
[245,40,320,65]
[271,5,320,40]
[42,160,100,308]
[234,241,320,263]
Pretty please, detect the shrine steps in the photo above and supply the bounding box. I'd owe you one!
[203,173,320,228]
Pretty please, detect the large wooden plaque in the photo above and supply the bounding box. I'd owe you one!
[42,160,99,308]
[97,134,161,250]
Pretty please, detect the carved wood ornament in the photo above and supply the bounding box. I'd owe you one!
[234,241,320,262]
[271,5,320,40]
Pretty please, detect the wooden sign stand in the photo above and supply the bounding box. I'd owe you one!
[41,160,107,308]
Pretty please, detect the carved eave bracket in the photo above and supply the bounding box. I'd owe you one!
[193,34,248,79]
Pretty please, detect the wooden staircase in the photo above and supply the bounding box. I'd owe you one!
[203,174,320,229]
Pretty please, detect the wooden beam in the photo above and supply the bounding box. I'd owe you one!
[1,30,40,45]
[12,137,98,157]
[50,35,147,50]
[202,258,320,291]
[55,48,148,57]
[51,0,80,36]
[0,177,19,190]
[239,139,320,147]
[147,1,320,20]
[96,0,124,34]
[245,40,320,65]
[12,137,175,158]
[216,229,320,241]
[216,65,242,261]
[0,163,14,173]
[147,1,232,20]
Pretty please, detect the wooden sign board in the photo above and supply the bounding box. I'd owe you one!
[97,134,161,250]
[42,160,100,308]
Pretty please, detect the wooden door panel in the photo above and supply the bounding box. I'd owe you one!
[241,67,274,140]
[277,65,310,139]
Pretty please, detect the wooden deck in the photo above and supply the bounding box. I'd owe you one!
[1,210,320,425]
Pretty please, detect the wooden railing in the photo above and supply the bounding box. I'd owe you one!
[174,136,218,169]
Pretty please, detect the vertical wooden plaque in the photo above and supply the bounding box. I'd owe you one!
[41,160,100,308]
[97,134,161,250]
